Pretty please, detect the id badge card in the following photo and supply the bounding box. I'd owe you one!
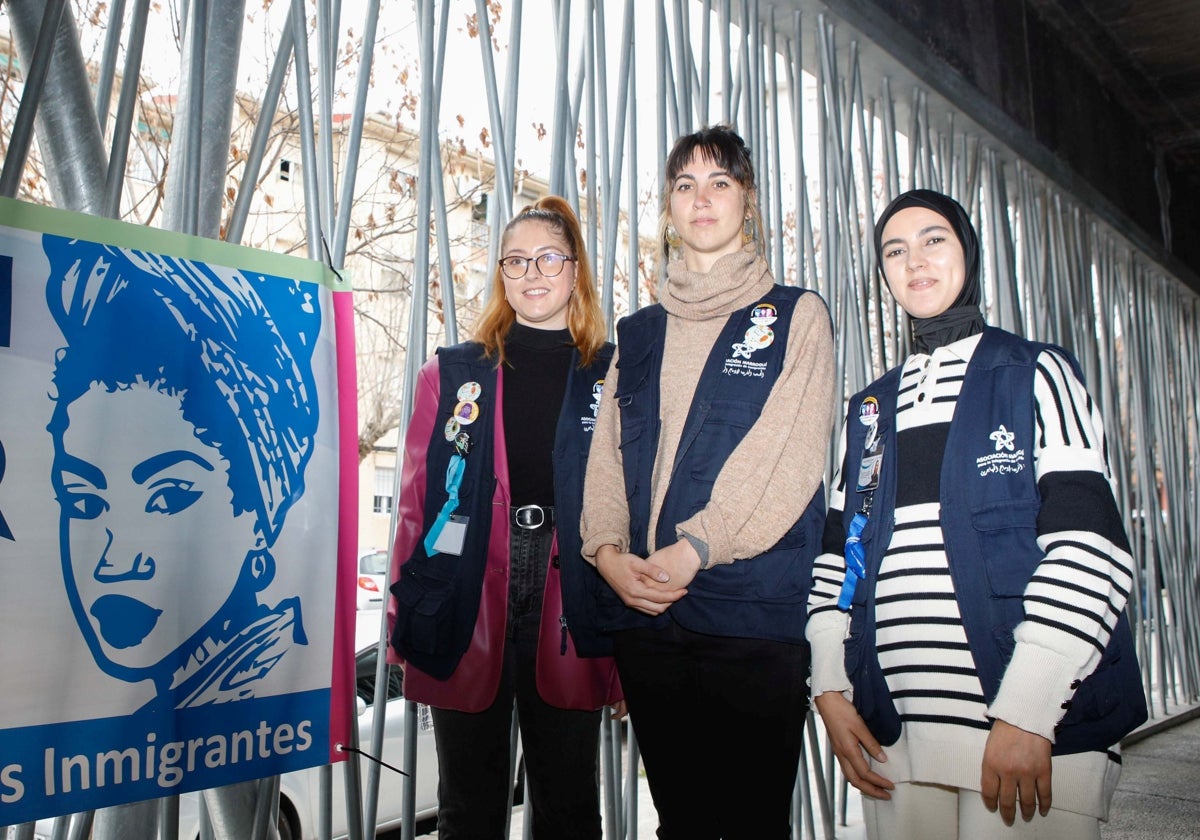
[856,454,883,493]
[431,514,470,555]
[855,419,885,494]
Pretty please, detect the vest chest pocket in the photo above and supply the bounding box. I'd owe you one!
[970,499,1042,596]
[685,400,761,483]
[390,557,459,656]
[618,417,647,502]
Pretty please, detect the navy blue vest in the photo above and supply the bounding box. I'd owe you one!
[600,286,825,644]
[390,340,615,678]
[554,344,618,659]
[840,327,1146,753]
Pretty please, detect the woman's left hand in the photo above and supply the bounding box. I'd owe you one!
[645,539,702,591]
[980,718,1052,824]
[595,545,685,614]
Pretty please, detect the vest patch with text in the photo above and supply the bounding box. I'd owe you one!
[975,423,1025,477]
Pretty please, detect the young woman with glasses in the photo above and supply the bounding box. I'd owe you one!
[388,196,622,839]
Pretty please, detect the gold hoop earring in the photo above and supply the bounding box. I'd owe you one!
[665,225,682,249]
[742,215,756,245]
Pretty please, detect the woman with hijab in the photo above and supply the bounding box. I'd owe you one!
[807,189,1146,839]
[581,124,835,839]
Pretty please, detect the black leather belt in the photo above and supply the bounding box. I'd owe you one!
[511,504,555,530]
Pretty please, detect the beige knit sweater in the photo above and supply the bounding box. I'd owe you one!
[581,245,836,567]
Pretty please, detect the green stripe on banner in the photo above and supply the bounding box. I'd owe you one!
[0,196,350,292]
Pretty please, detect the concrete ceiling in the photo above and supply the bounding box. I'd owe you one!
[764,0,1200,279]
[1030,0,1200,177]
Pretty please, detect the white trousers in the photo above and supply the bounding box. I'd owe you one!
[862,781,1101,840]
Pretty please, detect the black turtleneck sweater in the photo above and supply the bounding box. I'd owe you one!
[501,323,574,506]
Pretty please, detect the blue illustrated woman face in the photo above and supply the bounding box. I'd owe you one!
[43,236,321,694]
[53,382,260,677]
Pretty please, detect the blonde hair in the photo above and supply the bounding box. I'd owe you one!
[474,195,607,367]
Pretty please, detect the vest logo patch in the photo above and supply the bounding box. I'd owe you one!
[977,424,1025,476]
[722,354,768,377]
[581,378,604,432]
[989,424,1016,452]
[723,309,775,377]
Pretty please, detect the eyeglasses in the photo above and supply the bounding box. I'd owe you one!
[498,253,576,280]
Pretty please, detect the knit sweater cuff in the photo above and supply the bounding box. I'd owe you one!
[807,611,853,697]
[677,530,711,570]
[678,508,733,566]
[988,641,1081,742]
[581,532,629,566]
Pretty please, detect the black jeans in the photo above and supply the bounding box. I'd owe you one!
[613,620,810,840]
[431,525,603,840]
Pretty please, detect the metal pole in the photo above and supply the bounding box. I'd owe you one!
[548,0,572,195]
[102,0,152,219]
[316,0,337,238]
[290,0,325,259]
[0,0,71,199]
[427,0,460,345]
[93,0,128,131]
[600,0,636,328]
[226,4,296,245]
[331,0,382,266]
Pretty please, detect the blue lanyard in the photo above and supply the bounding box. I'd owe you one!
[837,510,868,609]
[423,453,466,555]
[840,416,883,609]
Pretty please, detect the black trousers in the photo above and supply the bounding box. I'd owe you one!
[613,620,810,840]
[431,525,604,840]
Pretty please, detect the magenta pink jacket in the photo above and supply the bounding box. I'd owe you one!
[387,356,620,712]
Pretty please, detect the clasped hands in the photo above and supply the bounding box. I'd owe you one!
[594,539,701,616]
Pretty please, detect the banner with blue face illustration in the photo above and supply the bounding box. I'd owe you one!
[0,198,358,824]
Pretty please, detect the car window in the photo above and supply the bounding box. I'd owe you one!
[355,645,404,704]
[359,550,388,575]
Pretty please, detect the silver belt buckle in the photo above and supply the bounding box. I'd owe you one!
[514,504,545,529]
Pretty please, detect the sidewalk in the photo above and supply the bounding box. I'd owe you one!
[1101,704,1200,839]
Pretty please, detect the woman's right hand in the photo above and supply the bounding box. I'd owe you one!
[594,545,686,616]
[813,690,895,800]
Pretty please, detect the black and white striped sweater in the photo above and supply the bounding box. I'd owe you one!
[807,333,1134,818]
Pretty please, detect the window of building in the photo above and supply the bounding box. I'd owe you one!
[469,220,489,249]
[373,466,395,514]
[472,192,488,221]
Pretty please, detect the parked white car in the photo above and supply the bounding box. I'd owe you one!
[355,549,390,610]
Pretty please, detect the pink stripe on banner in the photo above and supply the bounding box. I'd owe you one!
[329,287,359,759]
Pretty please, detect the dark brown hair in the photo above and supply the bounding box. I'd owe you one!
[659,124,764,261]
